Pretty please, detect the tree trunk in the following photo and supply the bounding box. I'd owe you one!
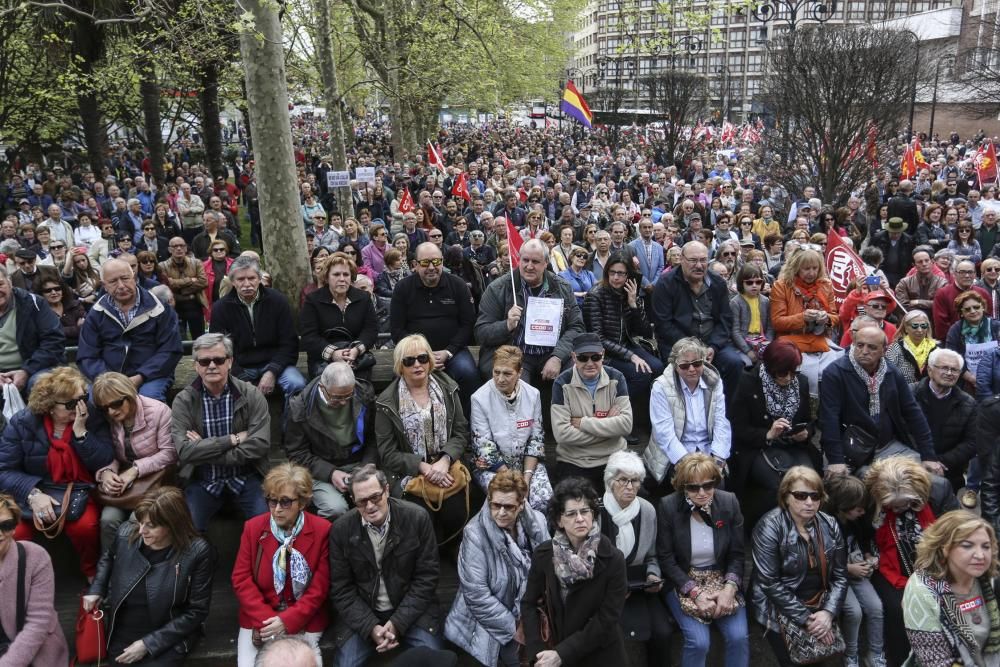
[238,0,310,313]
[312,0,354,219]
[199,62,226,179]
[72,20,107,175]
[388,84,404,159]
[140,74,166,187]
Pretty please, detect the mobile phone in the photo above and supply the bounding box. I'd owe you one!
[788,422,809,435]
[864,276,880,287]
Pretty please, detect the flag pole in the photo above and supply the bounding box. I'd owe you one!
[509,246,518,308]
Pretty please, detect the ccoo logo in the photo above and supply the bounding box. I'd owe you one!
[826,247,864,294]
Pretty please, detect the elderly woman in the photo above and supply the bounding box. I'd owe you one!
[658,452,748,666]
[885,309,938,384]
[644,337,730,498]
[445,470,549,666]
[730,340,817,528]
[865,455,960,666]
[232,463,330,667]
[0,367,111,580]
[300,252,378,379]
[948,222,983,264]
[84,487,215,666]
[470,345,552,512]
[770,247,842,397]
[730,262,775,366]
[752,466,848,667]
[946,290,1000,389]
[375,333,476,545]
[559,245,596,306]
[600,451,671,667]
[904,511,1000,667]
[35,275,85,343]
[92,371,177,551]
[521,478,627,667]
[0,492,69,665]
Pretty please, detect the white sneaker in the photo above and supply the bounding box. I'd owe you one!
[870,653,888,667]
[845,656,860,667]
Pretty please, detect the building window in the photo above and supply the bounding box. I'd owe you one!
[730,30,745,48]
[747,53,763,72]
[729,54,745,71]
[891,1,907,17]
[848,1,865,19]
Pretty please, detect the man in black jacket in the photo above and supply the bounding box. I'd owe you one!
[871,217,917,287]
[208,255,305,402]
[0,267,64,392]
[887,179,920,229]
[329,465,442,666]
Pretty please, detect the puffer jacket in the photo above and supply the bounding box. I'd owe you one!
[89,522,216,658]
[95,394,176,480]
[469,379,545,468]
[750,507,847,633]
[582,284,653,361]
[444,500,550,666]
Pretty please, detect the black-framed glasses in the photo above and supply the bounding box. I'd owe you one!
[41,286,62,294]
[744,279,764,285]
[561,507,593,519]
[98,397,128,411]
[613,477,641,488]
[789,490,821,502]
[677,359,705,370]
[908,322,929,329]
[684,480,717,493]
[608,269,628,277]
[194,356,229,367]
[489,501,519,513]
[577,353,603,363]
[355,489,386,507]
[416,258,443,268]
[49,244,65,250]
[402,353,430,367]
[211,247,227,253]
[0,519,16,533]
[58,395,88,410]
[266,496,297,508]
[866,303,887,310]
[963,304,984,313]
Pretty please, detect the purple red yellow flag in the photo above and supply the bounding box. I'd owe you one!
[560,81,593,129]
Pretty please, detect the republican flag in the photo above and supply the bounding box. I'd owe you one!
[504,217,523,266]
[900,145,917,181]
[560,80,593,129]
[427,141,445,173]
[914,138,929,171]
[824,232,867,306]
[451,172,471,202]
[398,187,415,214]
[977,142,999,186]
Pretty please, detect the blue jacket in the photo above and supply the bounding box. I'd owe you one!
[0,407,113,506]
[76,287,183,382]
[3,287,65,375]
[651,266,733,355]
[818,354,937,465]
[976,347,1000,400]
[628,238,665,289]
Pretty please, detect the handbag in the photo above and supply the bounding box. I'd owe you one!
[516,593,555,667]
[404,459,471,512]
[841,423,878,469]
[776,524,846,664]
[323,326,376,371]
[23,482,92,539]
[678,569,744,623]
[74,599,107,666]
[96,465,176,510]
[0,543,26,658]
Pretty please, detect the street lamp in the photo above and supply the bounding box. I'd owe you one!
[718,65,732,122]
[751,0,838,29]
[668,34,704,69]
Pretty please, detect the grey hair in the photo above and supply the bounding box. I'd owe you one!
[668,337,708,365]
[520,238,549,262]
[603,450,646,486]
[253,635,315,667]
[928,347,963,369]
[320,361,355,389]
[0,239,21,255]
[228,255,262,279]
[127,198,140,208]
[149,284,173,303]
[192,332,233,357]
[348,463,389,492]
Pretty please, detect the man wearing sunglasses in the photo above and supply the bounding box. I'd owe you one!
[550,333,633,492]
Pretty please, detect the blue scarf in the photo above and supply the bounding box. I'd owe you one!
[270,512,311,601]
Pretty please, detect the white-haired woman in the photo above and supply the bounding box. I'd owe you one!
[600,451,671,667]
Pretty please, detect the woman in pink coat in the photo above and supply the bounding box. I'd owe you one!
[0,492,70,666]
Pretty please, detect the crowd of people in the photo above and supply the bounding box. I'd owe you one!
[1,123,1000,666]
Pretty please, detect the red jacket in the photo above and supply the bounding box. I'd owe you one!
[232,512,331,634]
[873,504,936,589]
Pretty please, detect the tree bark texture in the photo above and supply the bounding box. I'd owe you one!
[71,17,107,175]
[139,74,166,187]
[199,61,226,179]
[312,0,354,218]
[238,0,310,313]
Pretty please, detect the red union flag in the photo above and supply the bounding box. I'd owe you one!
[398,187,415,214]
[977,142,999,186]
[451,172,471,202]
[504,217,523,266]
[825,232,866,306]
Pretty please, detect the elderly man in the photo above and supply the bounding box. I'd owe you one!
[159,236,208,339]
[912,348,978,506]
[172,333,271,533]
[474,238,584,383]
[629,216,664,292]
[390,242,478,415]
[550,333,633,492]
[872,217,917,287]
[328,464,443,667]
[209,255,305,401]
[932,259,992,340]
[284,362,376,520]
[651,240,742,398]
[191,210,239,260]
[818,325,944,478]
[176,182,206,245]
[38,203,74,245]
[0,267,64,392]
[894,246,947,319]
[77,258,182,401]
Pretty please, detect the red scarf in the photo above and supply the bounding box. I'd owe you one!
[793,277,831,312]
[44,416,92,484]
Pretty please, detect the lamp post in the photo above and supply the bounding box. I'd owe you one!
[751,0,839,30]
[669,34,703,70]
[718,64,732,122]
[928,55,954,140]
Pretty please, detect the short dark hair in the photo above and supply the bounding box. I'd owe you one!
[546,477,599,531]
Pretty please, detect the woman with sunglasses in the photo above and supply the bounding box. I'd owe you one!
[0,492,69,665]
[885,310,938,384]
[948,222,983,265]
[945,290,1000,389]
[375,333,477,546]
[0,366,112,580]
[736,215,761,250]
[202,239,233,323]
[730,263,774,366]
[752,466,848,667]
[91,371,177,551]
[559,246,596,306]
[84,486,215,666]
[337,241,375,281]
[657,452,748,667]
[865,456,959,666]
[232,463,330,667]
[34,277,85,343]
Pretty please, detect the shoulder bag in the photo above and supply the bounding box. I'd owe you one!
[0,543,27,658]
[841,423,878,470]
[74,597,107,666]
[23,483,92,539]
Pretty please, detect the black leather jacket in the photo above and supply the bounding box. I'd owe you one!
[89,523,216,657]
[582,284,653,361]
[978,397,1000,532]
[750,507,847,632]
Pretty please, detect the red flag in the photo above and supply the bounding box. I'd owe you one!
[427,140,445,172]
[398,187,415,214]
[498,151,511,171]
[977,142,999,186]
[914,138,929,171]
[504,217,523,266]
[451,172,471,202]
[825,232,867,306]
[900,145,917,181]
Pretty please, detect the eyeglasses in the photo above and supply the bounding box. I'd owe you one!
[169,243,186,249]
[50,244,65,250]
[211,247,227,253]
[677,359,705,370]
[608,269,628,277]
[194,356,229,367]
[429,233,443,239]
[577,353,603,363]
[143,227,155,231]
[682,256,708,265]
[561,507,593,519]
[98,397,128,411]
[41,286,61,294]
[322,385,354,403]
[402,353,431,367]
[789,490,822,502]
[932,365,961,375]
[57,395,88,410]
[490,501,520,513]
[0,519,16,533]
[962,304,983,313]
[743,279,764,285]
[866,303,887,311]
[355,489,386,507]
[986,267,1000,272]
[140,259,155,265]
[684,480,717,493]
[908,322,929,329]
[266,497,297,509]
[416,258,443,268]
[613,477,641,488]
[719,252,736,257]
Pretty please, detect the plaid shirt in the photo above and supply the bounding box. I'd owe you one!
[111,298,141,327]
[198,382,249,497]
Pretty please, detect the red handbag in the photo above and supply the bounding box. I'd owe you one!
[74,599,107,666]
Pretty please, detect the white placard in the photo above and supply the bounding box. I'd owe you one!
[327,170,350,188]
[964,340,998,377]
[524,296,564,347]
[356,167,376,185]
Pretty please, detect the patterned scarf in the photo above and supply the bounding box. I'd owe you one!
[914,570,1000,661]
[270,511,311,601]
[962,317,994,345]
[793,277,830,311]
[398,376,447,460]
[849,353,888,419]
[759,364,800,421]
[552,523,601,587]
[602,490,641,558]
[903,335,936,372]
[892,507,929,577]
[684,495,715,528]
